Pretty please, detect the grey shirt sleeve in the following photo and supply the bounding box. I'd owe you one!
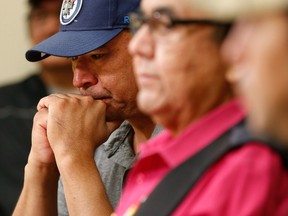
[57,178,69,216]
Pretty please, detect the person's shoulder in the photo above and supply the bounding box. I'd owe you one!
[226,119,288,171]
[0,74,47,107]
[0,74,38,93]
[101,121,133,152]
[0,79,24,93]
[221,142,287,174]
[0,80,26,106]
[197,142,288,197]
[185,142,288,216]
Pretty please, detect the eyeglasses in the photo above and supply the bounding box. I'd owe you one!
[129,10,230,36]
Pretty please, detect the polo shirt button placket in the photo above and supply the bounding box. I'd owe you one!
[136,173,145,185]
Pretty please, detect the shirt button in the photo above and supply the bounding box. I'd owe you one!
[136,173,145,185]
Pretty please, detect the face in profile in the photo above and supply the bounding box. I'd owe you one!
[222,12,288,143]
[129,0,232,133]
[71,32,140,122]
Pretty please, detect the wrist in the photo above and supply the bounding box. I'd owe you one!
[57,153,95,173]
[24,160,59,187]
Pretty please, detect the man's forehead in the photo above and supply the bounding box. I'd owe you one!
[139,7,174,16]
[141,0,209,18]
[141,0,186,14]
[140,0,211,19]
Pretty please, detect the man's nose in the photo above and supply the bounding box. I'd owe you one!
[129,25,154,58]
[73,60,99,89]
[221,22,252,65]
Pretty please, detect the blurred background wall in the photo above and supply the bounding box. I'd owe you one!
[0,0,38,86]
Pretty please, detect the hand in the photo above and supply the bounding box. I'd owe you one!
[37,94,120,164]
[13,108,59,216]
[29,107,56,165]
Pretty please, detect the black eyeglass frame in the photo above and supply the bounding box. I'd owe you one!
[129,10,231,35]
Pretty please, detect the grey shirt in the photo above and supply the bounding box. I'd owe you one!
[57,121,162,215]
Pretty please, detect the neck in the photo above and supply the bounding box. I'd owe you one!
[159,94,235,136]
[128,114,156,154]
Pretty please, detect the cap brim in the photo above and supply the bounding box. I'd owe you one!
[26,28,124,62]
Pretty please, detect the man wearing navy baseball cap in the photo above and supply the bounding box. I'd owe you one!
[13,0,162,215]
[26,0,139,61]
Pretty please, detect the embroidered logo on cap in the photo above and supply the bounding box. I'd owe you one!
[60,0,83,25]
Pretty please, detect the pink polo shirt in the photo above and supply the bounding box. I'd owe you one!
[115,99,288,216]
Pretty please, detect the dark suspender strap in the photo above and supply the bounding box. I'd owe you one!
[229,121,288,169]
[135,129,232,216]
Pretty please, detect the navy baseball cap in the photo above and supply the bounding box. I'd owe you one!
[26,0,140,62]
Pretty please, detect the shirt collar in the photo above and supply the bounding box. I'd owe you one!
[103,121,163,156]
[140,99,246,168]
[103,120,133,158]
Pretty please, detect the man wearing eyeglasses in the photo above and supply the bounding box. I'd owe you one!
[114,0,288,215]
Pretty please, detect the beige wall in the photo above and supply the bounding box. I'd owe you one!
[0,0,38,86]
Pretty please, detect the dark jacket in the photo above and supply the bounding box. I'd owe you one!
[0,74,47,216]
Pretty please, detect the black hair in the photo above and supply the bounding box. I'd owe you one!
[213,23,233,44]
[28,0,43,8]
[27,0,45,20]
[27,0,62,20]
[28,0,61,9]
